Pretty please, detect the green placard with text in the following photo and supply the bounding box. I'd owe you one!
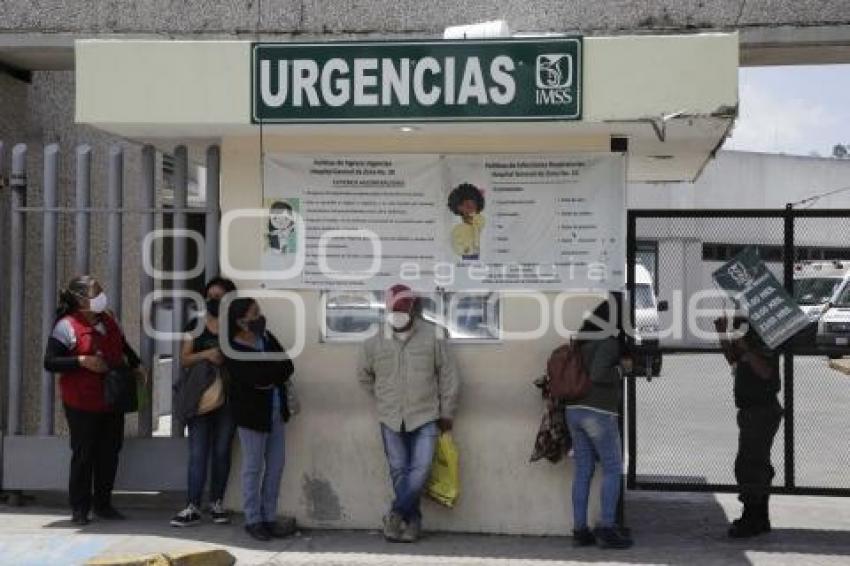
[713,246,810,349]
[252,38,582,123]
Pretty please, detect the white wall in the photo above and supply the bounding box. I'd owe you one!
[629,150,850,214]
[217,135,621,534]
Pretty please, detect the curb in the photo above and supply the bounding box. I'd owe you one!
[85,549,235,566]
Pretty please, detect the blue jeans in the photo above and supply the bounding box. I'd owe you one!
[238,413,286,525]
[565,407,623,529]
[186,405,235,506]
[380,421,439,522]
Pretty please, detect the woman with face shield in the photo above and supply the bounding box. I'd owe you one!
[43,275,145,526]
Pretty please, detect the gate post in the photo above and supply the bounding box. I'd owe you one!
[40,144,59,435]
[7,144,27,435]
[75,144,92,275]
[205,145,221,279]
[783,204,795,488]
[107,146,124,321]
[170,145,188,438]
[0,142,6,433]
[625,210,637,489]
[138,145,156,437]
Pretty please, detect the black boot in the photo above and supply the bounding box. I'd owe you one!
[728,504,768,538]
[71,508,90,526]
[757,499,772,533]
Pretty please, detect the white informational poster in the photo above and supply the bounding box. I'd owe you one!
[262,153,625,291]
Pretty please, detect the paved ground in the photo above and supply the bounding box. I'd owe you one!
[634,353,850,488]
[5,353,847,565]
[3,491,850,565]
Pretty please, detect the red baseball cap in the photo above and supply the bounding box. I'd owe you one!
[386,284,416,313]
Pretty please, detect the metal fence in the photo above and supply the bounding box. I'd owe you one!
[1,142,220,440]
[626,208,850,497]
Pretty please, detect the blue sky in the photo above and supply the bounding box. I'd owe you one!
[724,64,850,157]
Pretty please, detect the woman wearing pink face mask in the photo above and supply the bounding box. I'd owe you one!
[43,275,144,526]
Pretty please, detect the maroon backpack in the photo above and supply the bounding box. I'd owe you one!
[547,341,592,401]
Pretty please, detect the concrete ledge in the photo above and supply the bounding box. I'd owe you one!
[2,435,188,491]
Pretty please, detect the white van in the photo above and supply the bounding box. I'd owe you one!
[812,262,850,349]
[793,261,850,325]
[631,263,667,376]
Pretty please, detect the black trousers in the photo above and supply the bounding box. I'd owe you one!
[64,405,124,513]
[735,401,784,512]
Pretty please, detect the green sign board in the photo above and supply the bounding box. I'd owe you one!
[712,246,810,349]
[252,38,582,123]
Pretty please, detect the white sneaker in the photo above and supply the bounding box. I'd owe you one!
[170,503,201,527]
[210,500,231,524]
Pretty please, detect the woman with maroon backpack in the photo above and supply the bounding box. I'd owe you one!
[564,296,633,549]
[43,275,145,526]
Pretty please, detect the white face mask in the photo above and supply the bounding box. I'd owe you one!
[88,292,108,313]
[386,312,411,330]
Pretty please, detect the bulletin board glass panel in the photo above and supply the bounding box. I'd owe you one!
[320,291,500,342]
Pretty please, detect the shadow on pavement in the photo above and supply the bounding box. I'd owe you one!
[7,490,850,565]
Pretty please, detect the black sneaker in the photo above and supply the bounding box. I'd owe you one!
[93,506,126,520]
[572,527,596,547]
[170,504,202,527]
[245,522,271,541]
[594,526,634,549]
[263,518,296,538]
[209,500,231,525]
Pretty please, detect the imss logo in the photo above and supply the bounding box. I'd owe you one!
[535,54,574,106]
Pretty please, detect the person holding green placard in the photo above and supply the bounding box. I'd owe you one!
[716,314,784,538]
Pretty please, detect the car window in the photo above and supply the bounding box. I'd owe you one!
[794,277,842,305]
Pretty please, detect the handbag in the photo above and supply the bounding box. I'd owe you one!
[104,366,138,414]
[426,432,460,508]
[197,372,225,415]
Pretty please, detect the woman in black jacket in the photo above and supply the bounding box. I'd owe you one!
[224,297,295,541]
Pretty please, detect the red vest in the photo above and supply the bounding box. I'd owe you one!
[58,312,125,412]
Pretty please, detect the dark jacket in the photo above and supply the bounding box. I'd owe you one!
[172,360,218,427]
[565,337,622,414]
[734,332,780,409]
[224,331,294,432]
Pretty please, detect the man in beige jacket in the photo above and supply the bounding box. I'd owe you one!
[357,284,460,543]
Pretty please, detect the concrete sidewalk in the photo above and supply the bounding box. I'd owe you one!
[2,491,850,565]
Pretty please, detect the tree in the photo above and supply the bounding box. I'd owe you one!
[833,144,849,159]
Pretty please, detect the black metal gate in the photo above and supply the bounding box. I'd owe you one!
[626,208,850,497]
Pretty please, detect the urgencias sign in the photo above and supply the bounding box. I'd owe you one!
[252,38,582,123]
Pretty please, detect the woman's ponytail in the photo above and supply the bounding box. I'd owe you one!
[55,275,97,322]
[55,289,79,322]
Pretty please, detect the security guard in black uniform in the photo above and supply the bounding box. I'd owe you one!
[716,315,785,538]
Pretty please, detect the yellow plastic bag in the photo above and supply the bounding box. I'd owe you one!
[426,432,459,508]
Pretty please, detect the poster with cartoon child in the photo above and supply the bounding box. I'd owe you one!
[447,183,486,261]
[265,198,299,254]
